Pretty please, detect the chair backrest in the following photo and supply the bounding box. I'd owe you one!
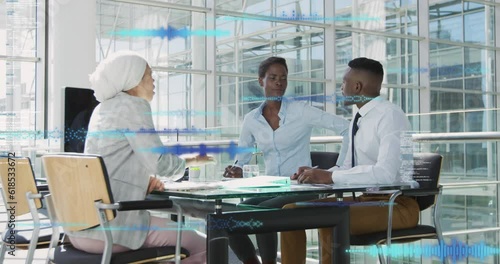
[42,153,115,232]
[412,153,443,211]
[0,156,42,215]
[311,152,339,170]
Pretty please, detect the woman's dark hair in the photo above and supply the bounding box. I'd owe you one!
[348,57,384,79]
[258,57,288,78]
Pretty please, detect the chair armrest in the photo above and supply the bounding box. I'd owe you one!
[117,200,174,211]
[401,188,440,197]
[37,184,49,192]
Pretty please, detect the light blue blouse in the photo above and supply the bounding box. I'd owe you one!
[235,99,349,176]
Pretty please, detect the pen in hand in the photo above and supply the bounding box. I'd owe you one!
[292,165,319,180]
[224,160,238,177]
[302,165,319,175]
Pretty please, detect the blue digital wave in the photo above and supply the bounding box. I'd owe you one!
[346,239,500,262]
[242,95,379,104]
[20,219,260,231]
[209,217,263,231]
[140,141,254,159]
[110,26,230,40]
[0,128,219,141]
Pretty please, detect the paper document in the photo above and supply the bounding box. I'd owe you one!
[162,181,221,191]
[220,176,290,188]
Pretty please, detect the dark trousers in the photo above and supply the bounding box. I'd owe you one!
[228,194,320,262]
[280,194,420,264]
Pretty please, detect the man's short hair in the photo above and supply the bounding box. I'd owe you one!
[348,57,384,79]
[258,57,289,78]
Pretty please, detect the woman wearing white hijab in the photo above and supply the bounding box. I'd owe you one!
[66,50,208,263]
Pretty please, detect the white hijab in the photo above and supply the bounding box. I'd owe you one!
[89,50,147,102]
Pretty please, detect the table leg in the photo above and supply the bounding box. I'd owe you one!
[206,206,350,264]
[206,213,228,264]
[332,209,350,263]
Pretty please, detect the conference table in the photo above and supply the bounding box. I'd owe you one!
[150,179,412,264]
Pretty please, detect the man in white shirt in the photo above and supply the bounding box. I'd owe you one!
[280,57,420,264]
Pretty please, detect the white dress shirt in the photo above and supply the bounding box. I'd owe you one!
[236,99,350,176]
[329,96,417,187]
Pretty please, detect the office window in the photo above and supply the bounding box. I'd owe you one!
[93,1,500,263]
[0,0,44,156]
[96,0,208,141]
[335,0,419,36]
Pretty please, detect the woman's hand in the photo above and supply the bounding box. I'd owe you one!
[223,166,243,178]
[147,176,165,194]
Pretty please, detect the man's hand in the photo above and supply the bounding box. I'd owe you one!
[291,166,312,180]
[292,167,334,184]
[224,166,243,178]
[148,176,165,194]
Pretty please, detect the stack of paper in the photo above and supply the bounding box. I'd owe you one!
[162,181,221,191]
[220,176,290,188]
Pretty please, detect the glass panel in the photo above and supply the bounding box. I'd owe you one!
[430,1,495,46]
[0,0,41,155]
[216,0,324,20]
[464,48,496,92]
[0,1,38,57]
[335,0,418,35]
[430,14,463,42]
[97,0,206,70]
[336,31,420,87]
[430,43,463,82]
[154,72,208,142]
[216,15,325,79]
[431,91,464,111]
[465,143,488,178]
[464,11,485,44]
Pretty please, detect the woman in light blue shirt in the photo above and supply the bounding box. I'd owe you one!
[224,57,349,264]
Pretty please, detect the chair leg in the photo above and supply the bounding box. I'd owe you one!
[0,240,7,263]
[26,193,41,264]
[45,195,61,264]
[26,239,38,264]
[376,245,386,264]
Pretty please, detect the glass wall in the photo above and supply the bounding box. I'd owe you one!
[0,0,44,161]
[92,0,500,263]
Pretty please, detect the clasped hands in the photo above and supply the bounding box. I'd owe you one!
[291,166,334,184]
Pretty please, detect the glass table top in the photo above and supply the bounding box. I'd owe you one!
[152,179,413,200]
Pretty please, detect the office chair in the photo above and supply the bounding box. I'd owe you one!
[42,153,189,264]
[0,156,62,264]
[350,153,444,264]
[310,151,339,169]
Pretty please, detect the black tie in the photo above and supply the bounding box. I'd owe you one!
[351,112,361,167]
